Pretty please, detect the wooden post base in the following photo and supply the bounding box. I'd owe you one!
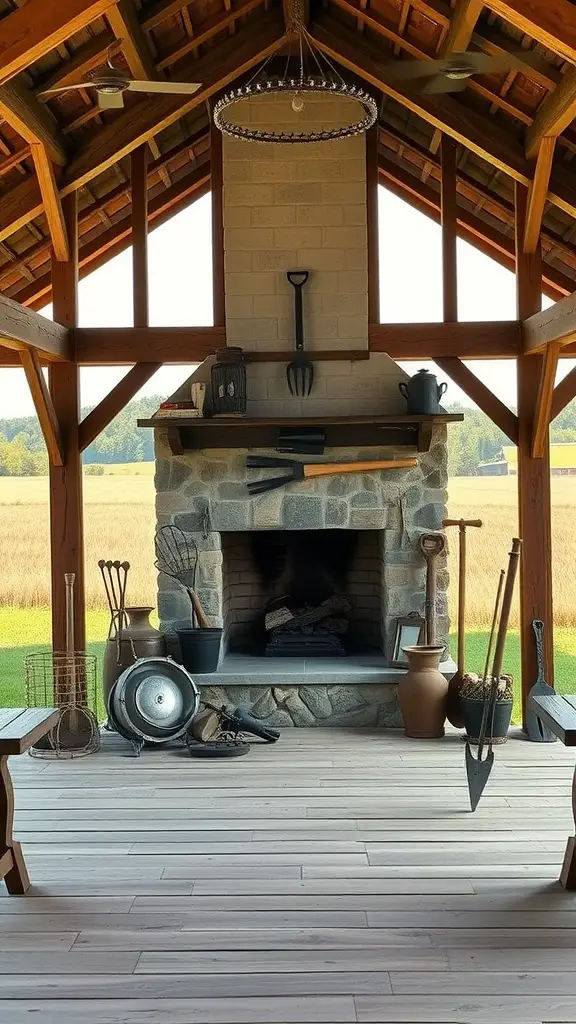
[0,754,30,895]
[560,837,576,889]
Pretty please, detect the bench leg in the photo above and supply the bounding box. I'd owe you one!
[560,761,576,890]
[0,755,30,895]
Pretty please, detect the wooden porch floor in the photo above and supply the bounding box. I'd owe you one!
[3,727,576,1023]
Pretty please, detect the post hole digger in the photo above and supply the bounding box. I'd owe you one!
[442,518,483,727]
[246,455,417,495]
[465,538,522,811]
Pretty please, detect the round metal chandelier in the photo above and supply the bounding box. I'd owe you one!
[213,2,377,144]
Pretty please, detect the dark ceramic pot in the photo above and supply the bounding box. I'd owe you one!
[460,696,513,745]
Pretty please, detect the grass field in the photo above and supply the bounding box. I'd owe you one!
[0,470,575,722]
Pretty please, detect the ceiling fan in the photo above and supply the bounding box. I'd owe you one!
[41,51,202,110]
[380,49,547,94]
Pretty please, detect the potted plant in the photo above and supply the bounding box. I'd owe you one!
[460,673,514,745]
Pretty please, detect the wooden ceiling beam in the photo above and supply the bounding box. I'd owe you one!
[526,69,576,161]
[35,32,116,98]
[438,0,483,53]
[0,80,68,165]
[19,348,64,466]
[106,0,157,82]
[523,290,576,353]
[0,0,117,86]
[370,321,521,359]
[532,341,561,456]
[30,146,69,262]
[484,0,576,66]
[141,0,191,34]
[79,362,162,450]
[62,12,284,194]
[74,326,223,363]
[0,293,70,360]
[524,136,556,254]
[434,355,519,441]
[156,0,266,70]
[311,14,576,221]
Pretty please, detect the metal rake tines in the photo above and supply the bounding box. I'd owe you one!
[246,455,294,469]
[154,525,198,586]
[286,359,314,397]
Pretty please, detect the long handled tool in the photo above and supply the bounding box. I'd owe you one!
[419,533,447,646]
[524,619,557,743]
[285,270,314,397]
[466,538,522,811]
[155,525,209,628]
[246,455,417,495]
[443,518,483,728]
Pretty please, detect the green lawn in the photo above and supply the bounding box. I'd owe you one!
[1,608,575,724]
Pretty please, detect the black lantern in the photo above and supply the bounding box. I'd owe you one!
[211,347,247,416]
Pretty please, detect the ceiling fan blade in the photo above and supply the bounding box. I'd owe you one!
[98,90,125,109]
[41,83,93,96]
[127,80,202,94]
[380,58,439,81]
[421,75,468,94]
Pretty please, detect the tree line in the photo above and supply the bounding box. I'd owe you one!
[1,393,576,477]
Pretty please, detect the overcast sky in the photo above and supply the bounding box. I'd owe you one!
[0,187,569,418]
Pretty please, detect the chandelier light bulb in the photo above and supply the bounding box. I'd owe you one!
[291,92,305,113]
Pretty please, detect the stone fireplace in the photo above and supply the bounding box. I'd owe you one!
[151,92,454,728]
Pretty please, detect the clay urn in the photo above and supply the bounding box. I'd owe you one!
[397,644,448,739]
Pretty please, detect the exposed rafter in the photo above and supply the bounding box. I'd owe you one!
[430,0,483,153]
[0,0,117,86]
[0,80,68,165]
[523,290,576,353]
[0,293,70,360]
[524,136,556,254]
[526,69,576,162]
[35,33,117,98]
[310,13,576,221]
[30,146,69,262]
[485,0,576,65]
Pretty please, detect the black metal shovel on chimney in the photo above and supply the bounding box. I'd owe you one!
[286,270,314,397]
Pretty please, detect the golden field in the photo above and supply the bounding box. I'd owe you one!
[0,472,574,627]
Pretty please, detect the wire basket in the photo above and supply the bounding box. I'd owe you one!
[25,651,100,760]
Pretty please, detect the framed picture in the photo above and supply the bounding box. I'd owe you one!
[391,615,425,667]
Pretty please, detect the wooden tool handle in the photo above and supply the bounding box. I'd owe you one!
[64,573,75,657]
[443,519,483,528]
[304,459,417,478]
[490,538,522,681]
[186,587,210,629]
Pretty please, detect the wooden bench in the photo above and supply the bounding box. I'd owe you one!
[530,693,576,889]
[1,707,58,894]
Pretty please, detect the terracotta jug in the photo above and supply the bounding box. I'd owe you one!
[102,606,166,712]
[397,645,448,739]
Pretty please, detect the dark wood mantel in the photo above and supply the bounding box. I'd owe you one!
[138,413,463,455]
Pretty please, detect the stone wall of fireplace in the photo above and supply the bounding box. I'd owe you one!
[154,427,449,659]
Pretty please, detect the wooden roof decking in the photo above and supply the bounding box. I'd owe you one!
[0,0,575,306]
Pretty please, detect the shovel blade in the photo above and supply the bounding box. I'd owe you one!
[465,742,494,811]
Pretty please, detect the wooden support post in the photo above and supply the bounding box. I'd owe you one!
[515,182,554,723]
[131,145,148,328]
[49,192,85,653]
[441,135,458,322]
[210,116,225,330]
[366,123,380,326]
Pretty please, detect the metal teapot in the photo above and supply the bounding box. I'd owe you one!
[399,368,447,414]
